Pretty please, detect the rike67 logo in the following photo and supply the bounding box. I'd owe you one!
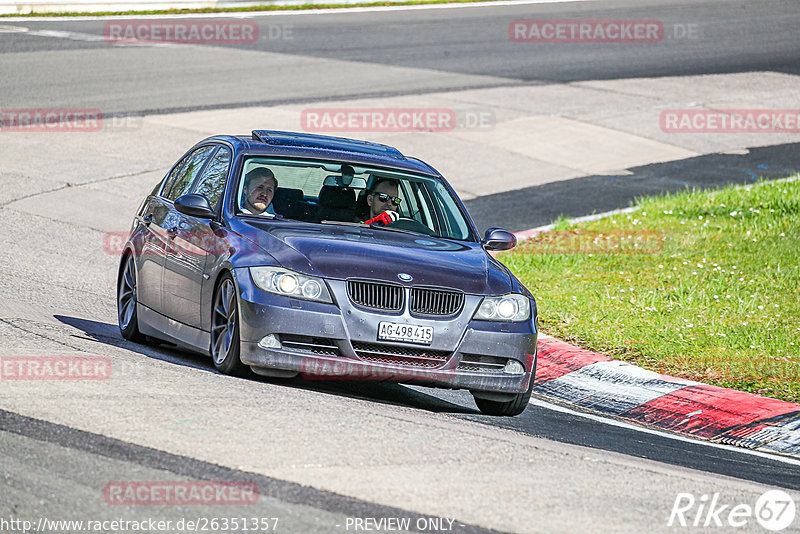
[668,490,796,531]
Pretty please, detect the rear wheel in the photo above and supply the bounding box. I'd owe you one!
[210,274,249,376]
[117,254,145,342]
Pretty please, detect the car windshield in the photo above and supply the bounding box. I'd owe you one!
[236,157,475,241]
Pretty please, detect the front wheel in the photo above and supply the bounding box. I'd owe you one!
[473,375,534,416]
[210,274,249,377]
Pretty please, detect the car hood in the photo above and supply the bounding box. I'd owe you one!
[239,221,513,295]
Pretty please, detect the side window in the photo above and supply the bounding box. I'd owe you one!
[403,181,432,227]
[192,146,231,211]
[159,160,185,198]
[164,145,216,202]
[428,182,470,240]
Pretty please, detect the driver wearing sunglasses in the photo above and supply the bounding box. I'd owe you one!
[364,178,403,226]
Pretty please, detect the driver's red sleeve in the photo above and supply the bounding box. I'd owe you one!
[365,211,399,225]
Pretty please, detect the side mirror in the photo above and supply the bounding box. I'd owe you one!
[174,194,215,219]
[482,227,516,251]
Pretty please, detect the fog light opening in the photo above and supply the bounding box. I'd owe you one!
[258,334,282,349]
[504,359,525,375]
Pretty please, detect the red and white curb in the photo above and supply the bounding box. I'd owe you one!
[532,335,800,459]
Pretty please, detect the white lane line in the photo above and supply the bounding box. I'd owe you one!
[4,27,106,40]
[0,24,175,44]
[3,0,592,22]
[0,24,29,31]
[514,206,640,240]
[514,174,800,240]
[529,396,800,467]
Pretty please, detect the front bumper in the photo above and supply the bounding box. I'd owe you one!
[234,268,537,394]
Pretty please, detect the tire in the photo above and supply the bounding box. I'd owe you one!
[210,274,250,377]
[117,254,146,343]
[473,374,535,417]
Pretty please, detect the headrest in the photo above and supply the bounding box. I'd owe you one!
[319,186,355,209]
[273,187,302,205]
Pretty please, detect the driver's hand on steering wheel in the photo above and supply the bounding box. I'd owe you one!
[365,210,400,226]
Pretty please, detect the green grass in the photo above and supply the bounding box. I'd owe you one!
[500,177,800,403]
[1,0,503,17]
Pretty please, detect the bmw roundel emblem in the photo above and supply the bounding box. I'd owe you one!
[398,273,413,282]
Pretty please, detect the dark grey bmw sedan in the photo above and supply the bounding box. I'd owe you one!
[117,130,538,415]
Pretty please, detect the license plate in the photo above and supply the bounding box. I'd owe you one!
[377,322,433,345]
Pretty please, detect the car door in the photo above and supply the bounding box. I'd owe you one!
[135,158,189,315]
[161,144,228,329]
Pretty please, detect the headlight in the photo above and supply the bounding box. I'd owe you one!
[473,294,530,322]
[249,266,333,303]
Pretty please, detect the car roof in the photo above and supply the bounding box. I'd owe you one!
[202,131,442,177]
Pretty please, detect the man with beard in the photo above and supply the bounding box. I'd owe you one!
[241,167,277,216]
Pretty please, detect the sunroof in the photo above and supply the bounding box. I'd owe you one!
[252,130,405,160]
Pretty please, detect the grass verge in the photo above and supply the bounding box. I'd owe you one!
[1,0,502,17]
[500,177,800,403]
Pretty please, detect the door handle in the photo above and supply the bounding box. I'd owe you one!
[168,226,179,237]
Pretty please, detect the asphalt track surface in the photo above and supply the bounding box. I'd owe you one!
[3,0,800,231]
[2,0,800,532]
[2,0,800,114]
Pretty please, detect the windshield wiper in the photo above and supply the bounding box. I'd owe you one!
[320,220,365,227]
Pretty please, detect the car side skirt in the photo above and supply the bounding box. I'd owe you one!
[138,303,210,356]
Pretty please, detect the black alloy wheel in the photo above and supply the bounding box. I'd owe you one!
[118,254,145,342]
